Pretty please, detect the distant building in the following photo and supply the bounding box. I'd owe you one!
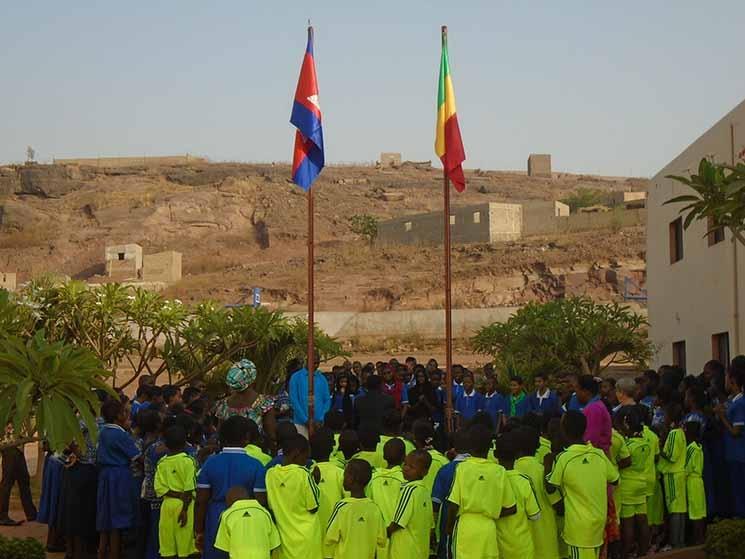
[143,251,182,283]
[379,152,402,168]
[105,244,143,281]
[647,98,745,372]
[611,191,647,209]
[527,154,552,177]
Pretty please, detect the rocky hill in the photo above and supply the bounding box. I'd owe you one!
[0,162,648,310]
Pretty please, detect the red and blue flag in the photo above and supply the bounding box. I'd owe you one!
[291,26,324,190]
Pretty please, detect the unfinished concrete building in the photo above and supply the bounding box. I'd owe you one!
[527,154,552,177]
[143,251,182,283]
[379,152,402,168]
[105,244,143,281]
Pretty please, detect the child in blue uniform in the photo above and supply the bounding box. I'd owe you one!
[195,416,267,559]
[96,398,141,559]
[454,373,485,427]
[484,377,507,432]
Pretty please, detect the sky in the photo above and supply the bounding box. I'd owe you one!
[1,1,744,177]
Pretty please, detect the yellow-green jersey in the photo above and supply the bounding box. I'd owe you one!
[610,429,631,467]
[642,425,660,495]
[214,499,280,559]
[330,433,346,470]
[367,466,405,525]
[535,436,552,466]
[448,457,516,559]
[377,435,416,467]
[352,450,386,470]
[659,427,686,474]
[154,452,198,559]
[547,442,619,548]
[314,461,345,534]
[324,497,387,559]
[389,480,433,559]
[245,444,272,467]
[685,442,706,520]
[618,436,651,506]
[496,470,541,559]
[515,456,560,559]
[266,464,323,559]
[423,449,449,494]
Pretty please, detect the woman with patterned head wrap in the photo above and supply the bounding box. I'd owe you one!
[213,359,277,446]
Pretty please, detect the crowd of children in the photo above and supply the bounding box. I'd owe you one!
[30,353,745,559]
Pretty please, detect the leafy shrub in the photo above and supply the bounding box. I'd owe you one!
[349,214,378,245]
[560,187,612,212]
[0,535,45,559]
[705,518,745,559]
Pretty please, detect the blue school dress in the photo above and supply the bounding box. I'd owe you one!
[37,453,64,525]
[455,390,485,422]
[196,448,267,559]
[484,392,507,429]
[96,423,140,531]
[724,393,745,517]
[528,389,561,415]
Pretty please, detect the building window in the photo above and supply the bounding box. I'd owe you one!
[404,222,412,232]
[669,218,683,263]
[672,340,686,370]
[712,332,730,365]
[450,215,456,225]
[118,252,125,261]
[707,216,725,246]
[473,211,481,224]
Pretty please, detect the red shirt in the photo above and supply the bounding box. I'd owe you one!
[383,381,405,409]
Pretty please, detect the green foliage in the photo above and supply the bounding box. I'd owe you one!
[0,331,112,452]
[349,214,379,244]
[0,290,38,340]
[705,519,745,559]
[560,188,611,212]
[665,158,745,245]
[471,297,653,382]
[0,535,45,559]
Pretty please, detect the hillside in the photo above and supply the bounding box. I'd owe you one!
[0,162,648,310]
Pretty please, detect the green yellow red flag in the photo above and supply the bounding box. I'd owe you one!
[435,26,466,192]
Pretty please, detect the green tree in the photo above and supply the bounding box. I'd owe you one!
[560,188,609,212]
[0,331,112,452]
[349,214,379,245]
[472,297,653,381]
[665,158,745,245]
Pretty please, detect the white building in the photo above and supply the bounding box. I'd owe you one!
[647,98,745,372]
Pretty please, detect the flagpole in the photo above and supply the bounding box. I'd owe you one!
[443,170,454,434]
[306,25,316,438]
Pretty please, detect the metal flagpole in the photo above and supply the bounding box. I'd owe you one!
[307,185,315,437]
[443,166,454,433]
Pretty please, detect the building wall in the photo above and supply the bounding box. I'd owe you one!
[53,155,207,168]
[647,98,745,372]
[105,244,143,279]
[527,154,552,177]
[377,202,521,246]
[0,272,16,291]
[143,251,182,283]
[379,152,402,167]
[521,201,570,235]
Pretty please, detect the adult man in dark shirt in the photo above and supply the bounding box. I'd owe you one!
[354,375,394,434]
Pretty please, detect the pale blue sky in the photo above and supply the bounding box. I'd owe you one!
[2,1,744,176]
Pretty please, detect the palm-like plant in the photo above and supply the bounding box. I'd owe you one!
[0,331,112,452]
[665,158,745,245]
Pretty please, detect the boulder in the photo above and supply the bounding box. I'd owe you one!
[18,165,85,197]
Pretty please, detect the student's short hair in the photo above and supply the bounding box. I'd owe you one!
[412,420,435,446]
[516,426,540,456]
[226,485,249,507]
[469,424,493,456]
[276,422,299,446]
[383,411,402,434]
[245,419,261,444]
[138,374,154,387]
[683,421,702,441]
[466,411,494,432]
[405,356,417,364]
[664,402,684,425]
[137,408,161,435]
[182,386,201,404]
[358,429,380,451]
[494,431,520,463]
[164,425,187,450]
[603,377,617,388]
[187,398,207,417]
[616,378,637,398]
[510,375,524,385]
[729,355,745,386]
[162,385,180,403]
[149,385,163,399]
[452,429,472,454]
[704,359,725,377]
[366,375,382,391]
[534,372,547,381]
[615,405,644,435]
[686,385,707,409]
[284,434,310,456]
[383,438,405,465]
[323,410,346,431]
[577,374,599,395]
[219,416,250,447]
[339,429,360,459]
[408,449,433,473]
[135,384,150,399]
[561,411,587,440]
[345,458,373,487]
[310,428,335,461]
[101,398,124,424]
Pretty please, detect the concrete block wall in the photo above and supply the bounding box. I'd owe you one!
[53,155,207,168]
[143,251,182,283]
[105,244,143,279]
[528,154,552,177]
[379,152,402,167]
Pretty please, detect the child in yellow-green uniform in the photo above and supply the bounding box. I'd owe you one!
[324,459,387,559]
[367,438,405,558]
[446,425,517,559]
[154,425,198,559]
[310,428,345,537]
[266,434,323,559]
[658,404,687,549]
[547,411,619,559]
[386,450,434,559]
[514,426,561,559]
[609,424,632,533]
[412,420,449,493]
[641,418,664,550]
[615,406,651,558]
[352,430,385,470]
[684,421,706,544]
[244,419,272,466]
[494,428,541,559]
[376,411,416,467]
[214,486,280,559]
